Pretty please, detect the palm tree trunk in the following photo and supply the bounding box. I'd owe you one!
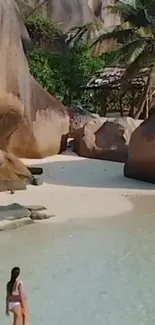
[128,90,135,117]
[100,92,107,116]
[120,96,123,116]
[133,73,151,119]
[145,93,149,119]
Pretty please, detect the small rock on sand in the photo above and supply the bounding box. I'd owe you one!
[0,203,31,221]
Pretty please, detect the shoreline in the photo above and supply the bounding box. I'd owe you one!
[0,151,155,230]
[1,191,155,325]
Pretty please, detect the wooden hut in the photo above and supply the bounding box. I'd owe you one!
[85,67,152,118]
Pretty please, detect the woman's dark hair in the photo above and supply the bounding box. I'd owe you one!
[7,267,20,295]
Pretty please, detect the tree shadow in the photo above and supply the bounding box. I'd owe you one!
[27,153,155,190]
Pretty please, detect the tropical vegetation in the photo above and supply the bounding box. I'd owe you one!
[70,0,155,117]
[26,16,106,109]
[22,0,155,117]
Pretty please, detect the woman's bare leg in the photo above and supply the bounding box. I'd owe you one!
[12,306,22,325]
[21,307,28,325]
[13,314,18,325]
[22,313,28,325]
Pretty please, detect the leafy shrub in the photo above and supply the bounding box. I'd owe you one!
[27,49,54,91]
[27,43,105,106]
[25,16,65,51]
[26,16,118,111]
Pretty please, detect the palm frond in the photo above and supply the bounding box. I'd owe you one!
[144,1,155,25]
[114,38,147,63]
[127,41,147,64]
[66,21,105,46]
[106,1,149,27]
[135,26,154,37]
[107,2,136,20]
[91,28,134,56]
[121,43,152,90]
[66,24,89,46]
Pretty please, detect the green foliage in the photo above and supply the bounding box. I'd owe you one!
[26,15,120,111]
[49,44,104,106]
[27,49,54,91]
[91,0,155,86]
[26,16,106,107]
[25,16,64,49]
[27,43,105,106]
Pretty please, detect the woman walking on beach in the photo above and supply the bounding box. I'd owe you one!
[5,267,28,325]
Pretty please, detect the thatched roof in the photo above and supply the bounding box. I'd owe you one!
[85,67,150,91]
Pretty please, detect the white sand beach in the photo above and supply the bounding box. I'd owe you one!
[0,149,155,223]
[1,151,155,325]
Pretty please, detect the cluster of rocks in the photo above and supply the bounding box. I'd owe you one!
[69,107,142,162]
[69,105,155,184]
[0,203,54,231]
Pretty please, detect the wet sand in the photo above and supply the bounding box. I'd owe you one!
[0,195,155,325]
[0,153,155,324]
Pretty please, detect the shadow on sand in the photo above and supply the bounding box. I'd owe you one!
[28,152,155,191]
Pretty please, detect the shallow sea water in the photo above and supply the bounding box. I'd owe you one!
[0,210,155,325]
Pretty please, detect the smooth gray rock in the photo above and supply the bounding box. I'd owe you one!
[0,203,31,221]
[0,203,54,231]
[24,205,47,212]
[27,166,43,175]
[0,218,34,231]
[31,177,43,186]
[30,212,55,220]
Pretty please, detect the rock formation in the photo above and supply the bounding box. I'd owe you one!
[124,114,155,183]
[74,117,142,163]
[0,94,22,152]
[0,204,54,231]
[7,79,68,158]
[17,0,120,31]
[0,150,35,191]
[0,0,69,158]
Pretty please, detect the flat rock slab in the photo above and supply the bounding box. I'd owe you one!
[24,205,47,212]
[0,218,34,231]
[0,203,55,231]
[27,167,43,175]
[30,212,55,220]
[0,203,31,221]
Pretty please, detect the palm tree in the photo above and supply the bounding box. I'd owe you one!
[91,0,155,118]
[66,21,106,48]
[69,0,155,118]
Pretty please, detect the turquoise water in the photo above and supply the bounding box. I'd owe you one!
[0,213,155,325]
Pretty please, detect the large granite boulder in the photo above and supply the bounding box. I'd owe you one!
[0,149,35,191]
[0,94,22,152]
[8,79,68,158]
[0,0,69,158]
[17,0,120,31]
[74,117,142,162]
[124,114,155,183]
